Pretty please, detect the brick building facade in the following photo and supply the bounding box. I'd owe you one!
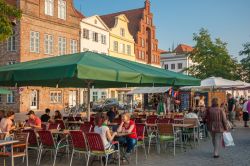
[0,0,83,113]
[101,0,160,67]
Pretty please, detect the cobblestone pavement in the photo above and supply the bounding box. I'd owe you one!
[6,123,250,166]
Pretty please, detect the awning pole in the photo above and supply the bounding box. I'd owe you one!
[87,81,91,122]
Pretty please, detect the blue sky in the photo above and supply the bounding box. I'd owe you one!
[74,0,250,59]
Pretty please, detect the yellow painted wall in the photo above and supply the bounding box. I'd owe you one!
[108,14,135,61]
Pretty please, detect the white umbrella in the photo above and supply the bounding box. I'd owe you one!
[234,80,250,88]
[181,77,244,90]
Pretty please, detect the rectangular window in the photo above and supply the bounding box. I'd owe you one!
[113,41,118,52]
[50,91,62,103]
[70,39,77,54]
[139,51,142,59]
[142,51,145,59]
[30,31,40,53]
[152,55,155,63]
[142,39,145,47]
[178,63,183,69]
[58,0,66,20]
[58,37,66,55]
[92,92,98,102]
[120,28,125,37]
[44,34,53,55]
[171,64,175,70]
[101,35,106,44]
[164,64,168,70]
[92,32,98,42]
[83,29,89,39]
[7,91,15,103]
[7,60,16,65]
[45,0,54,16]
[7,31,16,52]
[127,45,131,55]
[122,44,125,54]
[101,92,107,100]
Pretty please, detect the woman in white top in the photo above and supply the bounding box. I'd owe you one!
[0,111,15,136]
[94,113,117,149]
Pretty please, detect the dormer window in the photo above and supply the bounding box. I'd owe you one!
[58,0,66,20]
[45,0,54,16]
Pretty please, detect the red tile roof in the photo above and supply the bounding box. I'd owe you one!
[174,44,193,54]
[100,8,144,40]
[158,49,168,54]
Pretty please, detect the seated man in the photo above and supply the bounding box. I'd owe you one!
[184,108,200,125]
[40,108,51,123]
[26,111,42,129]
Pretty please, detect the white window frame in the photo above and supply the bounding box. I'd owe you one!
[7,31,16,52]
[113,41,118,52]
[83,29,89,39]
[58,0,66,20]
[139,50,142,59]
[101,35,106,44]
[122,44,125,54]
[30,31,40,53]
[58,36,66,55]
[50,91,62,104]
[142,39,145,47]
[70,39,77,54]
[142,51,145,59]
[92,91,98,102]
[171,64,175,70]
[178,63,183,69]
[101,91,107,100]
[127,45,131,55]
[7,91,15,104]
[45,0,54,16]
[92,32,98,42]
[7,60,16,65]
[44,34,53,55]
[164,64,168,70]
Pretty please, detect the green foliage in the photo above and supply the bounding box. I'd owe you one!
[0,0,21,42]
[239,42,250,82]
[187,28,237,80]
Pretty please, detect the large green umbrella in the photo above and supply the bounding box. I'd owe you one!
[0,51,200,119]
[0,88,11,94]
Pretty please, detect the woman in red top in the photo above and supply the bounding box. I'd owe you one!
[117,113,137,153]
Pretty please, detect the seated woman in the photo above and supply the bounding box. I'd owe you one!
[0,111,15,136]
[53,110,62,121]
[94,113,117,149]
[117,113,137,154]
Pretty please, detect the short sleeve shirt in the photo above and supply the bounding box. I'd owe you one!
[27,116,41,128]
[123,120,137,139]
[41,114,50,122]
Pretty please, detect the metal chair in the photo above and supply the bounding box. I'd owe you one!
[183,118,199,146]
[69,130,89,166]
[37,130,69,166]
[85,133,120,166]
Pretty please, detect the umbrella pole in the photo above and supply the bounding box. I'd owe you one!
[87,82,91,122]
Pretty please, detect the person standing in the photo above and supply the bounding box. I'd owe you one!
[227,94,236,127]
[242,99,249,127]
[206,98,228,158]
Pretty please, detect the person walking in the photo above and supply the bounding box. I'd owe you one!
[206,98,228,158]
[227,94,236,127]
[243,99,250,127]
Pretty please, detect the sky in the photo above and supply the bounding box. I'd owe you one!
[73,0,250,59]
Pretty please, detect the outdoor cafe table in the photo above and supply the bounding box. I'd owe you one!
[0,140,19,166]
[146,123,193,128]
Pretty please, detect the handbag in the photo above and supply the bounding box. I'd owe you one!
[223,132,235,147]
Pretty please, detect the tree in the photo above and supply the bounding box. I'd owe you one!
[187,28,237,80]
[0,0,21,42]
[239,42,250,82]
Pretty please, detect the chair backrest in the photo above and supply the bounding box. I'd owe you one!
[55,120,66,130]
[157,118,173,124]
[48,123,59,130]
[68,116,75,122]
[183,118,198,127]
[86,133,105,152]
[113,118,121,124]
[37,130,55,147]
[157,123,174,136]
[69,130,88,151]
[174,114,184,119]
[146,117,157,124]
[80,123,92,134]
[75,116,82,121]
[14,132,29,148]
[0,133,6,140]
[134,118,142,124]
[23,129,39,146]
[41,123,47,130]
[136,124,145,141]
